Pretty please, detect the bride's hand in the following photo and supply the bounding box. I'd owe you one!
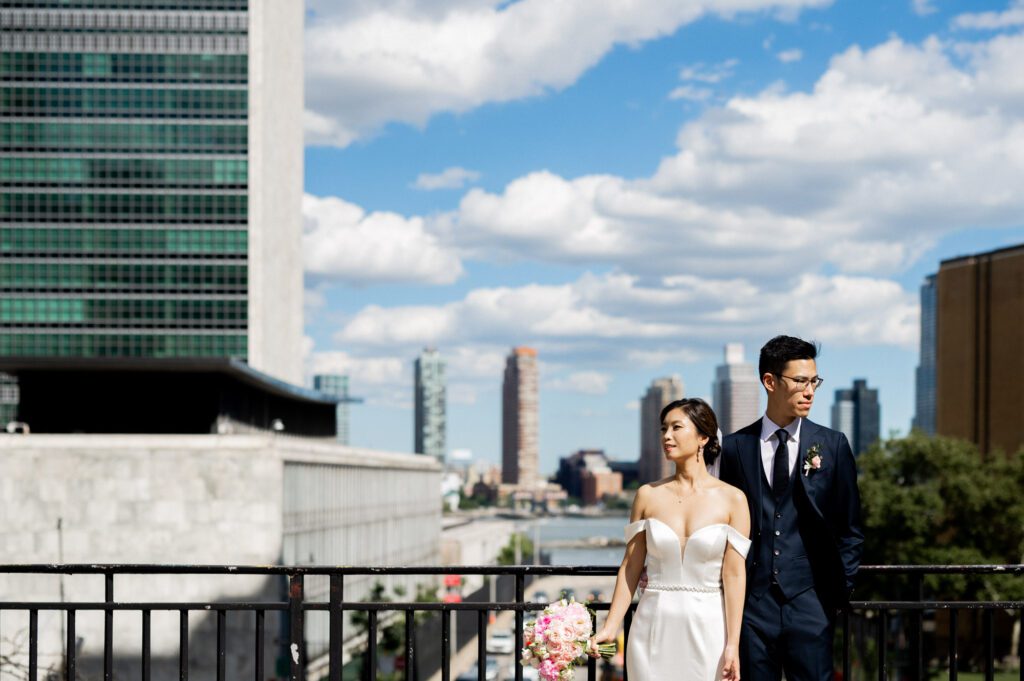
[588,629,614,658]
[721,645,740,681]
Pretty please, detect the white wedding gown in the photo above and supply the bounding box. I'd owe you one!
[624,518,751,681]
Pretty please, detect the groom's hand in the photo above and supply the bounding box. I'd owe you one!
[637,567,648,591]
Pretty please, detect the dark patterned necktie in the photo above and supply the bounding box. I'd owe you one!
[772,428,789,498]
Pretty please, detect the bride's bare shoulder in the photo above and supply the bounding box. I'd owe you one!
[706,479,747,504]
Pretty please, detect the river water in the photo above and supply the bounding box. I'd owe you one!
[526,514,630,567]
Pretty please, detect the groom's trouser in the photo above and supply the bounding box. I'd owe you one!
[740,586,834,681]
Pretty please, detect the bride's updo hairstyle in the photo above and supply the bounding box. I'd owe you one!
[659,398,722,465]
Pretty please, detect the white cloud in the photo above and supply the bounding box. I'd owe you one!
[669,85,713,102]
[304,0,833,146]
[302,194,463,285]
[678,59,739,84]
[777,48,804,62]
[952,1,1024,30]
[911,0,937,17]
[547,371,612,395]
[413,166,481,190]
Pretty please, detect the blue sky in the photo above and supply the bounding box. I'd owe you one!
[299,0,1024,474]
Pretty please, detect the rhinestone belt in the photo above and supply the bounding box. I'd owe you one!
[644,582,721,593]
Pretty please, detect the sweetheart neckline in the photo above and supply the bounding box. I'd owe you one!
[643,518,730,546]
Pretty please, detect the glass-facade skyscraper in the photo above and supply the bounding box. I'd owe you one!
[913,274,937,435]
[831,378,880,456]
[0,0,302,381]
[414,348,446,462]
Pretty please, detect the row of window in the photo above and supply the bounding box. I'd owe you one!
[1,297,248,324]
[0,332,248,359]
[0,157,247,186]
[1,86,248,118]
[2,262,248,288]
[0,228,248,253]
[0,52,247,83]
[1,122,248,151]
[1,193,247,221]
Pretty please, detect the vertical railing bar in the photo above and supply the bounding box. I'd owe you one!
[288,574,304,681]
[104,573,114,681]
[67,608,77,681]
[439,609,449,681]
[141,609,150,681]
[913,575,924,681]
[216,610,226,681]
[1019,609,1023,681]
[179,609,189,681]
[623,606,633,681]
[29,608,38,681]
[984,609,994,681]
[329,574,342,681]
[514,575,524,681]
[587,608,597,681]
[877,610,887,681]
[367,609,379,681]
[406,609,416,681]
[255,610,265,681]
[949,609,958,681]
[477,610,486,681]
[842,608,851,681]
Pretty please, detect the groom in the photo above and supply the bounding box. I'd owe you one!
[719,335,863,681]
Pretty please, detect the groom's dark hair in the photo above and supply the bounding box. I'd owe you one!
[758,335,818,381]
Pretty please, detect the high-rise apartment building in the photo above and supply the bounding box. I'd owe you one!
[831,379,880,456]
[913,275,937,435]
[414,348,446,462]
[638,376,684,484]
[712,343,760,436]
[502,346,539,487]
[936,244,1024,455]
[0,0,303,384]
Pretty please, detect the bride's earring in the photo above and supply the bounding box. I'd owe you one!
[698,444,704,461]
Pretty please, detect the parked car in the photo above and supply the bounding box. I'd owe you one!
[506,666,539,681]
[532,590,549,604]
[559,587,576,602]
[457,659,500,681]
[486,630,515,655]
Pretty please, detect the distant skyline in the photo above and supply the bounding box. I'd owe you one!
[302,0,1024,474]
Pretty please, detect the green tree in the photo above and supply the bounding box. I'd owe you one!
[497,532,535,566]
[858,433,1024,601]
[350,581,439,681]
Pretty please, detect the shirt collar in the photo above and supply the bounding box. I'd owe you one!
[760,414,802,443]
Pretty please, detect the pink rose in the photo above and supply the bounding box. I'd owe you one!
[811,455,822,469]
[538,660,560,681]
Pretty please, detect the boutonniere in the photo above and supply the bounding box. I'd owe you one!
[803,443,823,476]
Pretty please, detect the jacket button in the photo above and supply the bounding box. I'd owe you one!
[773,568,780,575]
[773,549,780,556]
[774,530,781,536]
[775,512,782,519]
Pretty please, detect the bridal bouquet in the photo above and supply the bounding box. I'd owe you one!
[521,598,615,681]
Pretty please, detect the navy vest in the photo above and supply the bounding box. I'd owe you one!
[751,462,815,600]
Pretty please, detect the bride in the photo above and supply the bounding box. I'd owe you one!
[591,398,751,681]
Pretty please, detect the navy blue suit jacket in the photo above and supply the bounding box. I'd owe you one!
[719,418,864,611]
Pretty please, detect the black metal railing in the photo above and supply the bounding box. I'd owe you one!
[0,564,1021,681]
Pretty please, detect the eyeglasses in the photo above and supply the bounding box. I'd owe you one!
[775,374,824,391]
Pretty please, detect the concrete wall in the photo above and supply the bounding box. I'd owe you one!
[0,434,441,681]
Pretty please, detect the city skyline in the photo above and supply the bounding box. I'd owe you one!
[302,1,1024,472]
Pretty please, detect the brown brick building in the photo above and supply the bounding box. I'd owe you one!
[935,244,1024,456]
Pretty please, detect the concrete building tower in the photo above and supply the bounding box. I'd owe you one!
[639,376,684,484]
[414,348,447,462]
[936,244,1024,455]
[0,0,303,384]
[502,347,539,487]
[712,343,760,435]
[831,379,880,456]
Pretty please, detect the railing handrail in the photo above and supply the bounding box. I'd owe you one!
[0,563,1020,575]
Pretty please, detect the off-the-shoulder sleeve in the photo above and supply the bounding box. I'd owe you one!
[725,525,752,558]
[624,520,647,543]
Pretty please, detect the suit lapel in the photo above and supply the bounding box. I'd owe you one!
[739,420,764,532]
[797,419,825,518]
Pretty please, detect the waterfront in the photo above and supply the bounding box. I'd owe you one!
[531,514,630,567]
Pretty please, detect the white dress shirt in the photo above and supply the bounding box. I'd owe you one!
[759,415,802,488]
